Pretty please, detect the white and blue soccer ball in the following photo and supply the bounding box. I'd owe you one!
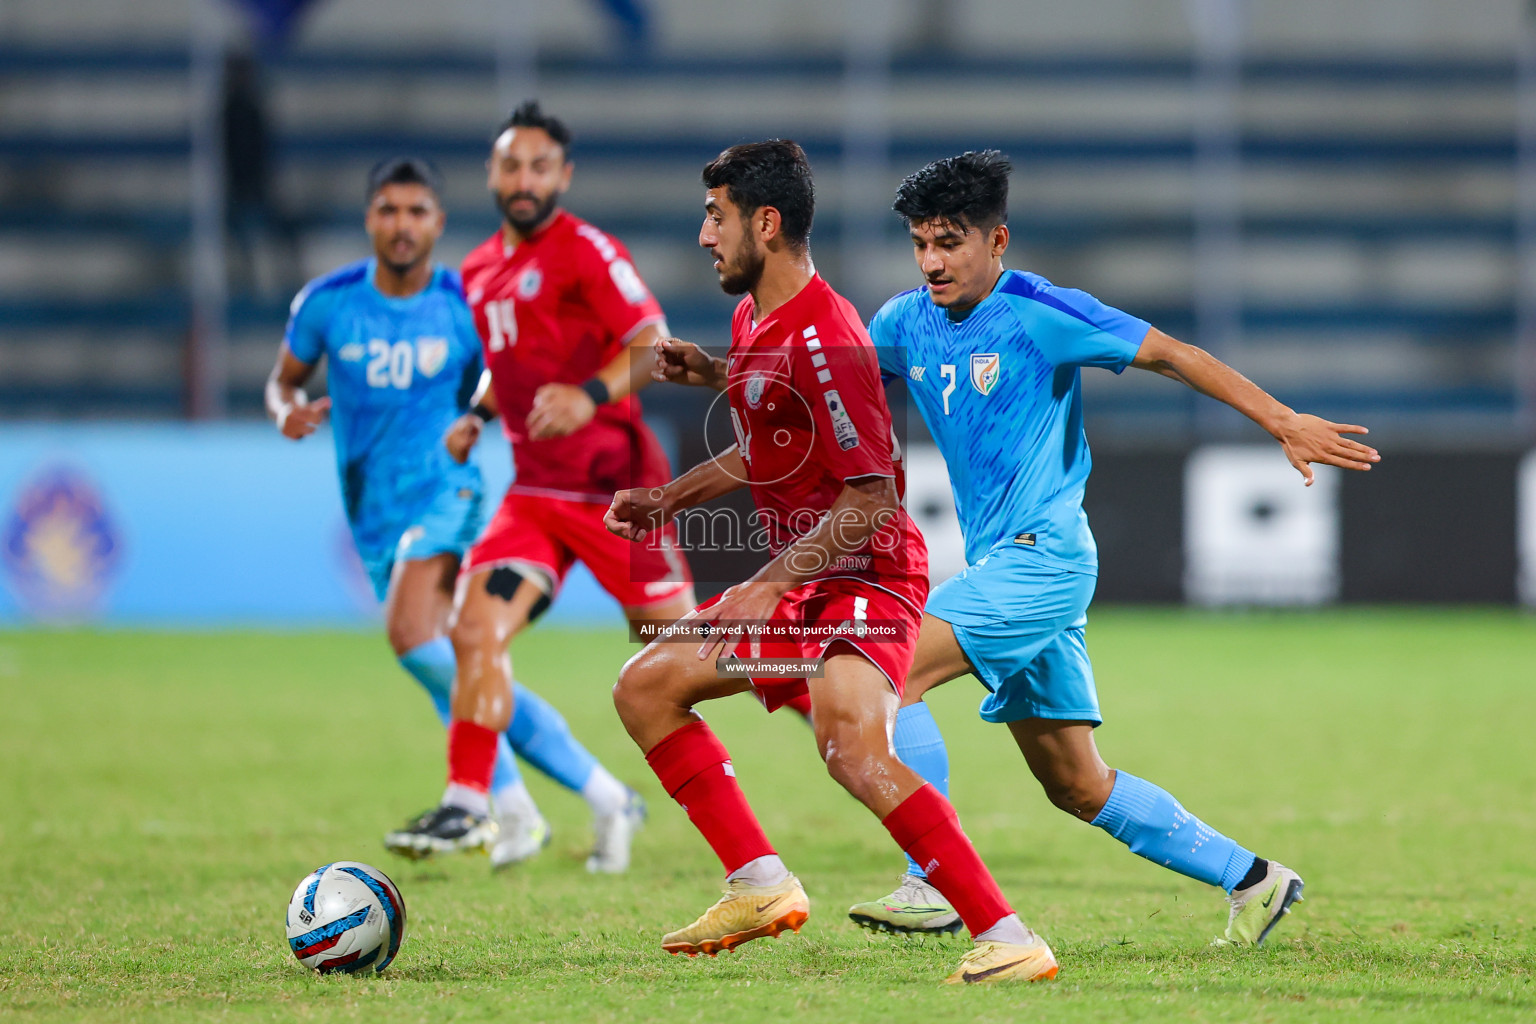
[285,861,407,974]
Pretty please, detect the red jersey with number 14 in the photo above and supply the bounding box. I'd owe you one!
[726,274,927,603]
[461,210,672,500]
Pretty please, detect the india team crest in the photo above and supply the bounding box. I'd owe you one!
[415,337,448,377]
[970,353,1002,396]
[517,266,542,299]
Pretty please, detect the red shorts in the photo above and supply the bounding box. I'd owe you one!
[463,490,693,610]
[695,576,927,713]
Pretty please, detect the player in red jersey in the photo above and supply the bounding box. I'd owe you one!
[383,102,697,870]
[604,141,1057,984]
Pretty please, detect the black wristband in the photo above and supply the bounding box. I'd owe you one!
[580,378,611,406]
[470,403,496,423]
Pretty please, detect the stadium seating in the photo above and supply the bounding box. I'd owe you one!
[0,35,1527,437]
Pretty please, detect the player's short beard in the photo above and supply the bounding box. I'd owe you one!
[498,189,560,235]
[376,235,427,278]
[380,245,425,278]
[717,243,765,296]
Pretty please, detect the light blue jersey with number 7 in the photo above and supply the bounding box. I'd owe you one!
[870,269,1149,573]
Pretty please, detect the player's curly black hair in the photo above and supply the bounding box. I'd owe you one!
[365,156,444,203]
[701,139,815,250]
[891,149,1011,232]
[497,100,572,156]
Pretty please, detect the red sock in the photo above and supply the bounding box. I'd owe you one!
[783,693,813,722]
[446,719,498,793]
[882,784,1013,937]
[645,721,775,875]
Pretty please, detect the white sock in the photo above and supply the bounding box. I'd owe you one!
[727,854,790,887]
[491,780,539,822]
[976,913,1032,945]
[441,782,490,817]
[581,765,630,817]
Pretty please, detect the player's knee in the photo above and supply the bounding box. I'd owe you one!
[448,610,497,660]
[1040,766,1113,821]
[613,646,669,722]
[817,721,890,803]
[385,619,431,658]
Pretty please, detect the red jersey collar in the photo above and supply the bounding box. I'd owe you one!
[747,272,828,341]
[501,208,570,258]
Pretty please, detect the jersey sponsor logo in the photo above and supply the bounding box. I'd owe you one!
[516,267,542,299]
[745,373,768,409]
[970,353,1001,396]
[908,365,925,382]
[823,390,860,451]
[415,337,448,377]
[1,466,121,616]
[338,341,366,362]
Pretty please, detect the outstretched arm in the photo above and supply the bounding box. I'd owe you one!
[1131,327,1380,485]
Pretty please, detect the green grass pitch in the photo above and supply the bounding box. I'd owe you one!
[1,609,1533,1022]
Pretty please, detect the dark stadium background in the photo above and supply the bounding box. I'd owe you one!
[4,0,1536,623]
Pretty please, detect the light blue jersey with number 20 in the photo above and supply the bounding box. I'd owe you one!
[284,257,484,570]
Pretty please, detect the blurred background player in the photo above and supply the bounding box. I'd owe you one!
[383,102,696,870]
[267,156,634,871]
[606,140,1058,985]
[842,150,1379,943]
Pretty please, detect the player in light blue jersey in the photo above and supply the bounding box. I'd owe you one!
[846,151,1381,946]
[266,158,643,872]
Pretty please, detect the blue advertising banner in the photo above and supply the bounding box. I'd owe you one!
[0,424,620,628]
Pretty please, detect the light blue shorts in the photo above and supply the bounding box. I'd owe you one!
[924,545,1101,725]
[359,486,485,602]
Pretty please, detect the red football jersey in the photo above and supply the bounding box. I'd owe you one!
[725,274,928,595]
[461,210,672,499]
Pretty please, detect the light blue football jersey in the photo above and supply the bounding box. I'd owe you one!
[284,258,484,562]
[870,269,1149,572]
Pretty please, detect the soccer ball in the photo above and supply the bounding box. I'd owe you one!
[284,861,407,974]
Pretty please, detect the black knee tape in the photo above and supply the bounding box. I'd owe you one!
[483,566,552,625]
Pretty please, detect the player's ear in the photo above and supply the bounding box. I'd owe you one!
[759,205,783,246]
[991,223,1009,257]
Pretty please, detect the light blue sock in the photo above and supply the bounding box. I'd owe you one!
[1090,770,1257,893]
[398,638,521,795]
[892,702,950,880]
[506,684,598,794]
